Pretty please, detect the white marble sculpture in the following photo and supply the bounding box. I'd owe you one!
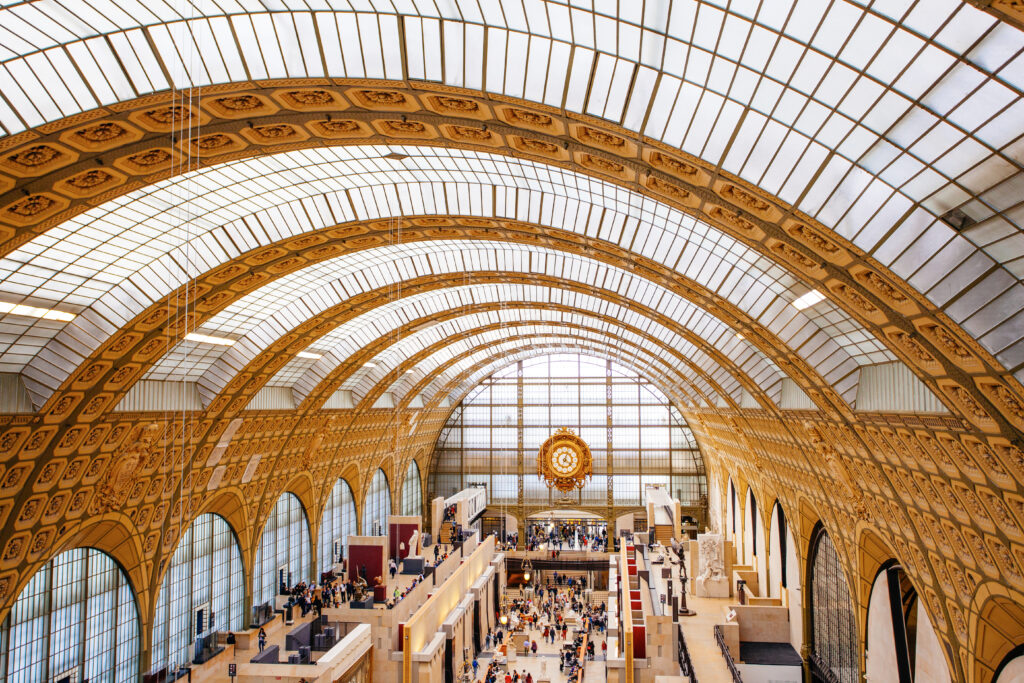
[407,529,420,556]
[695,533,730,598]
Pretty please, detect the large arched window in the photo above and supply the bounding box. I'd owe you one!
[253,493,311,605]
[401,460,423,517]
[319,478,357,573]
[362,469,391,535]
[430,354,705,509]
[0,547,139,683]
[151,513,245,673]
[809,524,858,683]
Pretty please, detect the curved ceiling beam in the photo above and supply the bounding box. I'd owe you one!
[0,152,1015,436]
[414,339,701,415]
[10,151,874,409]
[396,335,704,414]
[0,1,1019,304]
[357,327,709,411]
[253,284,774,405]
[203,271,803,422]
[344,320,727,412]
[416,340,702,419]
[302,306,740,410]
[179,240,796,404]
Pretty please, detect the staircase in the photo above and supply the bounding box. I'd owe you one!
[654,524,673,545]
[439,521,457,545]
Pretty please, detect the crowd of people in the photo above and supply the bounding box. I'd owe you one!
[474,580,607,683]
[279,577,349,618]
[525,523,609,552]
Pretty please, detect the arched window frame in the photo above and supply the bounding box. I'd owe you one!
[401,460,423,517]
[808,523,859,683]
[0,547,140,683]
[318,478,357,573]
[253,493,312,605]
[150,513,245,673]
[362,469,392,536]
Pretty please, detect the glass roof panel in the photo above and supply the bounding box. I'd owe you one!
[260,283,781,405]
[0,0,1017,314]
[150,244,786,405]
[439,344,701,409]
[340,311,722,403]
[5,145,894,407]
[384,332,702,409]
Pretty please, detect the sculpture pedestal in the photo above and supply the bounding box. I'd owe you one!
[402,556,425,574]
[349,596,374,609]
[695,576,730,598]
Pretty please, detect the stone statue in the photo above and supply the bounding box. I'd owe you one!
[408,529,420,556]
[698,534,725,581]
[695,533,729,598]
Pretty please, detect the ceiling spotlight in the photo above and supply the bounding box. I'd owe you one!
[296,351,322,359]
[791,289,825,311]
[364,362,377,368]
[383,151,408,161]
[184,332,235,346]
[735,332,744,340]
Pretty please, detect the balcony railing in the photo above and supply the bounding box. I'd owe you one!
[713,625,744,683]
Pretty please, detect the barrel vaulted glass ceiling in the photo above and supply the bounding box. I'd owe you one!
[0,1,1021,408]
[251,283,783,396]
[341,312,725,403]
[0,147,894,409]
[398,339,698,410]
[0,1,1022,290]
[375,326,704,406]
[146,249,789,406]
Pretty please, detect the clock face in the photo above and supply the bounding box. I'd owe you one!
[537,428,592,493]
[550,444,581,477]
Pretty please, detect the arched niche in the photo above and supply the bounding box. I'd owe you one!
[865,562,952,683]
[808,522,859,683]
[400,460,424,517]
[767,500,802,652]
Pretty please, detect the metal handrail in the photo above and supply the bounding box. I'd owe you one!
[677,624,698,683]
[809,654,842,683]
[713,625,744,683]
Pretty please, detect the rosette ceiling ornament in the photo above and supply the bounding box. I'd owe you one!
[537,428,593,494]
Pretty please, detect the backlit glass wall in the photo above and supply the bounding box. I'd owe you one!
[430,354,705,509]
[319,478,357,573]
[362,469,391,535]
[253,493,311,605]
[150,513,244,673]
[0,548,139,683]
[810,524,858,683]
[401,460,423,517]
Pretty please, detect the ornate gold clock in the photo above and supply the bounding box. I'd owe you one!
[537,427,592,493]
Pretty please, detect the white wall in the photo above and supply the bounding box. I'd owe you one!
[785,526,802,652]
[866,571,899,683]
[866,568,953,683]
[996,657,1024,683]
[708,472,722,534]
[743,491,755,566]
[915,599,952,683]
[736,663,801,683]
[768,504,782,599]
